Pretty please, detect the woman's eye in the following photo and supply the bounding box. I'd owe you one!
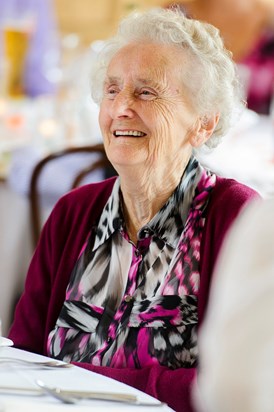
[105,87,119,99]
[139,89,156,100]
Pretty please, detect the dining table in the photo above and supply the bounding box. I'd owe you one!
[0,343,174,412]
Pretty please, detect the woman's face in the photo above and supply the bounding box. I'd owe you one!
[99,42,201,174]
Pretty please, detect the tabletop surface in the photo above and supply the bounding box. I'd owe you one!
[0,347,173,412]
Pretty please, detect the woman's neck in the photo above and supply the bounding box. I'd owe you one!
[119,160,189,243]
[121,182,170,237]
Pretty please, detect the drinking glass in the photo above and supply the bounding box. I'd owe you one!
[1,0,36,98]
[3,20,33,97]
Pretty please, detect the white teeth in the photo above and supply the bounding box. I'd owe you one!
[114,130,145,137]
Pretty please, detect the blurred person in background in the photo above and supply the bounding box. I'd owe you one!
[0,0,59,97]
[194,196,274,412]
[166,0,274,114]
[8,8,258,412]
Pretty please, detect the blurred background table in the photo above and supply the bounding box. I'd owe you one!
[197,108,274,199]
[0,93,103,336]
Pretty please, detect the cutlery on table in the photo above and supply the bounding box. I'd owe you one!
[35,379,165,406]
[0,357,72,368]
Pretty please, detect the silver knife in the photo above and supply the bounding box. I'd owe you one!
[0,383,165,407]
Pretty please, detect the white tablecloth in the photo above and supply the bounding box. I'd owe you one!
[0,347,173,411]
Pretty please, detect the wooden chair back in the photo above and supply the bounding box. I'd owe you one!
[29,144,112,247]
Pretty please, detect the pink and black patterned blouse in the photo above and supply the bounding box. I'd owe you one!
[47,157,216,369]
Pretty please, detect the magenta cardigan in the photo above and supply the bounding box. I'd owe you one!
[9,176,258,412]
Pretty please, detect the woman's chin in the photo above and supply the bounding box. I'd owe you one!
[106,145,146,166]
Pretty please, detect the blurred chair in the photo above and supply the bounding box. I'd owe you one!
[29,143,113,246]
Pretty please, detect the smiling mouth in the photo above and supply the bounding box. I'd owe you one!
[113,130,146,137]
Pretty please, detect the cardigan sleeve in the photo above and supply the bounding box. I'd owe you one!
[8,198,69,354]
[8,181,115,353]
[72,361,196,412]
[8,187,95,352]
[198,177,260,325]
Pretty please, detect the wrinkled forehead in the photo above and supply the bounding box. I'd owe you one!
[110,41,190,64]
[105,42,193,85]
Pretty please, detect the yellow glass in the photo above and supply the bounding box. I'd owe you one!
[3,27,30,97]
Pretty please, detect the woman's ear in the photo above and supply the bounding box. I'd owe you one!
[190,114,220,148]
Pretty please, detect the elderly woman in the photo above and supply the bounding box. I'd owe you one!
[8,8,258,412]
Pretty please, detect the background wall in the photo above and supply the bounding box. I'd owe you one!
[53,0,172,45]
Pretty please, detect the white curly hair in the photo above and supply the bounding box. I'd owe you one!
[90,7,245,148]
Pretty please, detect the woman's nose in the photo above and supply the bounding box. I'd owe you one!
[110,91,135,119]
